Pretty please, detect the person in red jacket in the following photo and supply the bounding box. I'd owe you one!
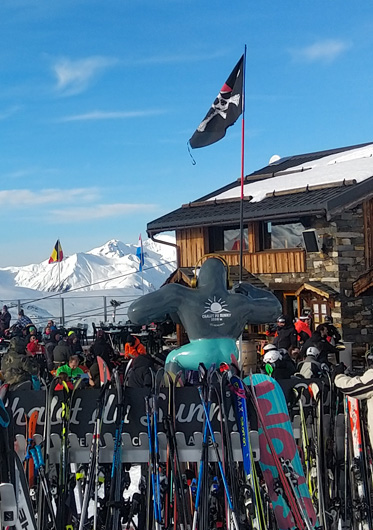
[294,315,312,346]
[124,335,146,359]
[26,335,39,356]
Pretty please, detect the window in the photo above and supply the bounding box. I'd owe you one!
[209,226,249,252]
[260,220,305,250]
[313,302,328,325]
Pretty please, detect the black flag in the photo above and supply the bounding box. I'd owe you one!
[189,55,244,149]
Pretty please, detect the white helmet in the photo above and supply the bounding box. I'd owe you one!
[263,343,277,353]
[263,350,282,364]
[306,346,320,358]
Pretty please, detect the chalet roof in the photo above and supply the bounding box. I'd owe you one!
[198,141,373,202]
[294,281,339,300]
[148,142,373,236]
[148,177,373,235]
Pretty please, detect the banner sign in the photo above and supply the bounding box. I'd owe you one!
[6,378,323,440]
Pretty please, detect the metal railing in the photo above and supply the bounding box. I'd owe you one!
[1,294,138,333]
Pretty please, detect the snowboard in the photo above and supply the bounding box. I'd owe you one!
[244,373,317,530]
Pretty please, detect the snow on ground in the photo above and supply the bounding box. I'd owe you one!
[0,237,177,330]
[209,143,373,202]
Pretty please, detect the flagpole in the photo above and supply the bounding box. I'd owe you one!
[58,239,63,326]
[239,45,247,283]
[238,46,247,371]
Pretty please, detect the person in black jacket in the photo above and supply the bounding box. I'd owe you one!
[52,336,72,369]
[127,354,156,388]
[66,331,83,356]
[300,324,340,364]
[273,315,299,353]
[127,350,167,388]
[88,329,115,371]
[262,347,296,380]
[323,316,342,345]
[0,305,11,337]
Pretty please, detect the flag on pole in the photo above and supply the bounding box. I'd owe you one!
[48,239,63,263]
[189,55,244,149]
[136,234,145,272]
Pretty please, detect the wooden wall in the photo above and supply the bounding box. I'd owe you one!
[176,228,306,273]
[176,228,208,267]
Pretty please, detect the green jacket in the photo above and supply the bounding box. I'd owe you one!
[56,364,84,379]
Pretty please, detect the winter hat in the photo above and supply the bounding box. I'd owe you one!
[263,350,282,364]
[277,316,286,323]
[68,330,75,337]
[299,315,310,321]
[126,335,136,346]
[306,346,320,358]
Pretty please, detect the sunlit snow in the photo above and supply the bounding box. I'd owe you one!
[208,143,373,203]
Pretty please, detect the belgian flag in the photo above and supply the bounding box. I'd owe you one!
[48,239,63,263]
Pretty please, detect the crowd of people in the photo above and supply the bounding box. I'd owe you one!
[0,306,356,394]
[0,308,160,392]
[261,313,343,381]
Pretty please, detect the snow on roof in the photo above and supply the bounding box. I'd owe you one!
[208,143,373,203]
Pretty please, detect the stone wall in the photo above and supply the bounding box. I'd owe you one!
[257,206,373,355]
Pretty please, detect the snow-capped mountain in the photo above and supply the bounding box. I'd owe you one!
[0,236,177,330]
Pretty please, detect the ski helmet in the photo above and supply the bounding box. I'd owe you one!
[277,315,286,323]
[263,350,282,364]
[306,346,320,358]
[263,343,277,353]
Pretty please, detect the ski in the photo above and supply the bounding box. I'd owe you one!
[229,372,266,530]
[347,396,372,530]
[246,373,317,530]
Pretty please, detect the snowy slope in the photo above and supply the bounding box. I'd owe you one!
[0,236,177,329]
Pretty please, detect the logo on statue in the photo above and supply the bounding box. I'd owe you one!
[202,296,232,327]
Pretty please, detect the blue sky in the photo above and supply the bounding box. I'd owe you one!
[1,0,373,266]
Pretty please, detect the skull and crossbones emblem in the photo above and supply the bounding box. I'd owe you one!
[197,92,241,132]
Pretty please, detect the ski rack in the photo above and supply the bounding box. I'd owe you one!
[15,430,261,464]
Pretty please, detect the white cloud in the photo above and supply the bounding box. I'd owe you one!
[0,187,99,206]
[0,187,158,222]
[290,39,350,63]
[53,56,118,95]
[49,203,158,222]
[59,109,165,122]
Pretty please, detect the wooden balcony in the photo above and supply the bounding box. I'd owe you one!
[176,228,306,274]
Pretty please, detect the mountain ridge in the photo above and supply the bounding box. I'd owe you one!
[0,236,176,328]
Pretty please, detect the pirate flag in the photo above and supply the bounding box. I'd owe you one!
[189,55,244,149]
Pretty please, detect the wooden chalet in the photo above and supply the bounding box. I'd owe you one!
[147,142,373,353]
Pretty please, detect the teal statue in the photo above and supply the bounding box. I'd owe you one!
[128,257,281,373]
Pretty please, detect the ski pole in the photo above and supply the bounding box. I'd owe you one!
[30,445,58,530]
[192,403,209,530]
[151,393,163,529]
[145,395,161,530]
[197,386,240,530]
